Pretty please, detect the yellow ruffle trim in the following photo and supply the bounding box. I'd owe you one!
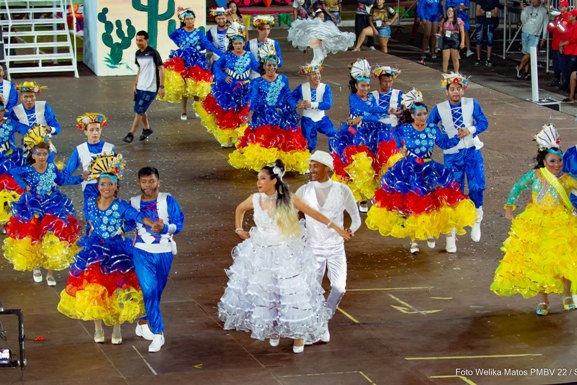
[365,199,477,241]
[0,190,21,225]
[194,101,248,147]
[332,152,378,202]
[185,78,211,100]
[3,233,78,271]
[58,284,145,326]
[157,69,185,103]
[377,152,404,178]
[229,144,310,174]
[491,203,577,298]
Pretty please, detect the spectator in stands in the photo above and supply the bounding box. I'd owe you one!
[321,0,342,24]
[445,0,474,57]
[559,9,577,93]
[439,7,465,73]
[474,0,499,67]
[417,0,443,64]
[515,0,548,79]
[352,0,397,53]
[293,0,316,20]
[548,1,569,87]
[227,1,242,24]
[355,0,376,50]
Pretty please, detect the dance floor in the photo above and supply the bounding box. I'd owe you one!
[2,29,577,385]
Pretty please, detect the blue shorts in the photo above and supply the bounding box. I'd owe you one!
[378,26,391,38]
[521,32,539,54]
[476,23,494,48]
[134,90,157,115]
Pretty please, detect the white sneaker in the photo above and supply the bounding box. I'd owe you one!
[465,50,475,57]
[471,206,483,242]
[410,242,419,254]
[148,333,165,353]
[33,269,42,283]
[269,337,280,347]
[446,230,457,253]
[180,113,187,121]
[135,323,154,341]
[46,274,56,286]
[426,237,436,248]
[293,343,304,353]
[358,201,369,213]
[94,329,105,343]
[320,329,330,343]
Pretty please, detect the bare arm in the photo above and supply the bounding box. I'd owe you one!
[293,195,351,240]
[235,195,254,239]
[157,65,165,97]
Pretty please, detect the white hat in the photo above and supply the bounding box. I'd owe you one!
[309,150,334,170]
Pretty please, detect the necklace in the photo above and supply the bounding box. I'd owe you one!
[414,122,426,129]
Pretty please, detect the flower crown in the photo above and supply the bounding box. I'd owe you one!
[300,63,323,74]
[88,153,125,181]
[76,112,108,130]
[16,81,47,93]
[401,89,424,109]
[373,65,401,79]
[23,125,51,150]
[350,58,371,83]
[253,15,275,27]
[177,7,195,22]
[535,124,561,151]
[441,72,469,90]
[209,7,228,17]
[226,22,246,40]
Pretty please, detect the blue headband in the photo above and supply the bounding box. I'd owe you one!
[411,105,427,111]
[355,76,370,83]
[100,173,118,183]
[547,148,563,156]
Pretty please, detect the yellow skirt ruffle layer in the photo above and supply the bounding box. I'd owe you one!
[58,284,145,326]
[229,144,310,174]
[158,69,212,103]
[3,234,79,271]
[491,203,577,298]
[194,101,247,147]
[365,199,476,241]
[0,190,21,225]
[332,152,378,202]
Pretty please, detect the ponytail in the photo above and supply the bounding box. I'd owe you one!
[261,160,300,237]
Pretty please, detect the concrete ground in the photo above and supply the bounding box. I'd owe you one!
[2,27,577,385]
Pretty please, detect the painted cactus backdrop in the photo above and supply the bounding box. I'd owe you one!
[83,0,206,76]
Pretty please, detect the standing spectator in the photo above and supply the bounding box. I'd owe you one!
[445,0,474,57]
[515,0,548,79]
[439,7,465,73]
[355,0,376,50]
[293,0,316,20]
[122,31,164,143]
[417,0,444,64]
[548,1,569,87]
[227,0,242,24]
[559,10,577,93]
[474,0,499,67]
[321,0,341,24]
[352,0,398,53]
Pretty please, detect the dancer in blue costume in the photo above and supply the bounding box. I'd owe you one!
[292,62,336,152]
[161,8,225,120]
[4,130,86,287]
[0,66,18,113]
[427,72,489,243]
[58,163,159,346]
[130,167,184,353]
[64,113,115,215]
[366,90,476,255]
[196,22,260,147]
[370,65,404,127]
[229,53,310,174]
[245,15,283,79]
[330,58,401,211]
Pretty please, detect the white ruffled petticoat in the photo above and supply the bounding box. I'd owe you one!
[287,19,355,64]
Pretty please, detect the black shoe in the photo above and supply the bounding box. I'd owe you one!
[123,133,134,143]
[523,73,531,80]
[549,80,560,87]
[139,128,154,141]
[474,59,482,67]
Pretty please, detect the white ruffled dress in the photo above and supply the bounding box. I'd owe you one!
[287,19,355,60]
[218,193,330,342]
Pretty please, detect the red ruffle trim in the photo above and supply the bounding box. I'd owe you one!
[374,140,400,174]
[332,145,376,179]
[5,215,80,244]
[0,174,25,194]
[236,124,308,152]
[64,263,141,298]
[373,181,469,215]
[202,94,249,129]
[163,58,213,82]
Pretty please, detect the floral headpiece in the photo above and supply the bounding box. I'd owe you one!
[258,43,278,64]
[226,22,246,40]
[16,81,47,93]
[373,65,401,79]
[441,72,469,90]
[350,58,371,83]
[88,153,125,181]
[177,7,195,22]
[300,63,323,74]
[76,112,108,130]
[253,15,275,27]
[209,7,228,17]
[23,125,51,150]
[535,124,562,155]
[401,89,424,109]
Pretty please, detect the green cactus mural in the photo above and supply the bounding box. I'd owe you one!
[168,19,176,37]
[98,7,136,69]
[132,0,175,49]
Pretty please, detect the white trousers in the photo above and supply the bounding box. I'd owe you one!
[311,243,347,316]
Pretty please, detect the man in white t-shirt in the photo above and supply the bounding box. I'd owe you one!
[123,30,165,143]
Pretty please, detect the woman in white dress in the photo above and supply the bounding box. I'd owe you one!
[218,159,351,353]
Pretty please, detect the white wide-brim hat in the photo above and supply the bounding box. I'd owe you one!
[309,150,334,170]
